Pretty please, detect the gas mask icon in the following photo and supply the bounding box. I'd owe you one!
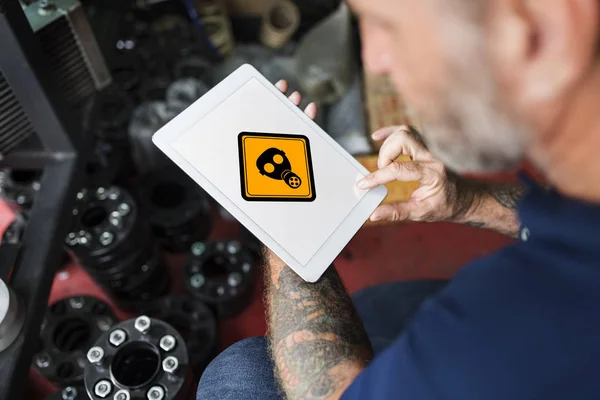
[256,148,302,189]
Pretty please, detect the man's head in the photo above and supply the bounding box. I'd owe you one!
[350,0,599,173]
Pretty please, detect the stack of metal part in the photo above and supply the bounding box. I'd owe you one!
[184,240,258,318]
[138,169,213,252]
[33,296,117,387]
[65,186,169,308]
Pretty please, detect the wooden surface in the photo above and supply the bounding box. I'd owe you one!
[355,154,420,226]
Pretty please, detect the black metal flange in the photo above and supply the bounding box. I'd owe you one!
[66,187,144,266]
[84,316,192,400]
[184,240,258,318]
[141,294,218,374]
[33,296,118,387]
[65,186,170,307]
[138,170,213,253]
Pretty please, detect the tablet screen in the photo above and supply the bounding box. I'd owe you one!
[172,78,366,266]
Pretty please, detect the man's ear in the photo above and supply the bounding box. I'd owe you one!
[488,0,599,105]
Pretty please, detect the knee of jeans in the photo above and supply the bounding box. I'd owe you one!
[199,336,273,385]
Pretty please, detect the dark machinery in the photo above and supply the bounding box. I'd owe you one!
[184,240,258,318]
[142,294,218,374]
[65,186,170,307]
[84,316,192,400]
[0,0,96,397]
[33,296,117,387]
[23,0,111,106]
[0,168,42,209]
[138,170,213,253]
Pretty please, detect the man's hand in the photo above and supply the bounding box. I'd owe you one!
[357,125,524,237]
[357,125,471,223]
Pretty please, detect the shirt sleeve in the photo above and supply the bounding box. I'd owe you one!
[342,244,598,400]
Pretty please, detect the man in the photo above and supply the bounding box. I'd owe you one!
[197,0,600,398]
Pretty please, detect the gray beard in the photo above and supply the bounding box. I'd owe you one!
[418,72,528,174]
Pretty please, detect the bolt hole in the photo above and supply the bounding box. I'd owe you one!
[53,317,92,352]
[56,362,75,379]
[81,205,108,228]
[111,341,160,389]
[203,255,229,279]
[151,181,187,209]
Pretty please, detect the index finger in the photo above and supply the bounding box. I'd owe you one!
[357,161,423,189]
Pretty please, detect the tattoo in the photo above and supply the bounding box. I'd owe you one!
[445,173,524,237]
[445,171,484,221]
[464,221,485,228]
[489,184,523,210]
[266,260,372,399]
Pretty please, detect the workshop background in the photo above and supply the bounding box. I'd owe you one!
[0,1,518,399]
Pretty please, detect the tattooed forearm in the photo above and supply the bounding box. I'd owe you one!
[265,252,372,399]
[489,183,523,210]
[450,177,524,238]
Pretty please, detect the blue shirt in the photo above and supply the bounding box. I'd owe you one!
[343,181,600,399]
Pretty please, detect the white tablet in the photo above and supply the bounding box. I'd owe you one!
[153,64,387,282]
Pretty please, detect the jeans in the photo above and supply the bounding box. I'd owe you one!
[196,280,447,400]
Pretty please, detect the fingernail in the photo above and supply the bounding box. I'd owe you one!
[370,215,381,222]
[357,179,368,189]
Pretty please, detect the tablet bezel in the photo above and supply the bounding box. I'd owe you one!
[153,64,387,282]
